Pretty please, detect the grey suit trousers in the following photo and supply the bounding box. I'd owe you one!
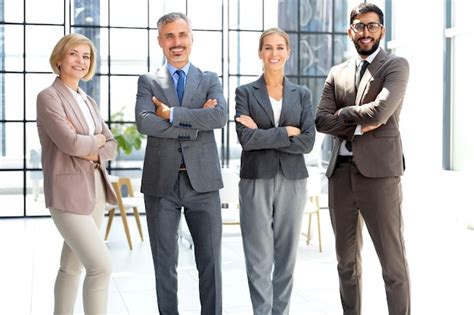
[239,171,307,315]
[329,159,410,315]
[144,171,222,315]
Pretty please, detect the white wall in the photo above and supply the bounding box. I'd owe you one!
[390,0,445,172]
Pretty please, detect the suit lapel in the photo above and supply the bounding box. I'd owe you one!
[52,78,89,134]
[279,78,297,126]
[356,49,387,104]
[345,58,358,106]
[252,76,276,126]
[182,64,201,108]
[156,66,180,107]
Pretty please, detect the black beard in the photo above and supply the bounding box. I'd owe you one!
[353,37,381,57]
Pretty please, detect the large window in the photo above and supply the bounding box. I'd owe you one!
[1,0,379,217]
[444,0,474,171]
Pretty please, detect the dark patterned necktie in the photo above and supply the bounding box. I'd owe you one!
[356,60,369,89]
[346,60,370,152]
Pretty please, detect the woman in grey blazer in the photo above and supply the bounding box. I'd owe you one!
[235,28,315,315]
[36,33,117,314]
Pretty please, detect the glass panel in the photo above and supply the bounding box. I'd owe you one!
[149,0,186,28]
[285,33,299,76]
[1,25,24,71]
[452,30,474,169]
[192,31,222,75]
[0,171,24,217]
[110,0,148,28]
[25,0,64,24]
[299,34,332,76]
[228,75,259,120]
[0,122,24,169]
[229,31,261,76]
[226,121,241,169]
[334,0,351,33]
[188,0,223,30]
[278,0,298,32]
[98,76,110,120]
[300,0,332,32]
[110,29,148,74]
[149,30,165,70]
[263,0,279,29]
[26,73,57,121]
[299,77,326,108]
[71,0,103,26]
[2,0,24,22]
[3,74,24,120]
[26,122,42,169]
[110,76,139,122]
[26,170,48,216]
[229,0,263,30]
[25,26,64,73]
[334,34,354,65]
[110,134,146,170]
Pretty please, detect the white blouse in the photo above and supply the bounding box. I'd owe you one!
[67,86,96,136]
[269,96,282,127]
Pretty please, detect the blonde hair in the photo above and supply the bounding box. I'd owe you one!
[258,27,290,52]
[49,33,97,81]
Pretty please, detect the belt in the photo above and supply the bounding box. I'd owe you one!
[337,155,354,163]
[178,163,187,171]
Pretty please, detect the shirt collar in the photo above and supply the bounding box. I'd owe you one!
[357,46,381,66]
[166,63,191,77]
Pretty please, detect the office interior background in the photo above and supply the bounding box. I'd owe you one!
[1,0,474,314]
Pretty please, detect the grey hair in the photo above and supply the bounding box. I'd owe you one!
[157,12,192,34]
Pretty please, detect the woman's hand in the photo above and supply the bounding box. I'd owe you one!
[94,134,106,148]
[285,126,301,137]
[236,115,258,129]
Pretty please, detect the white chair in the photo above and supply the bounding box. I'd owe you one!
[302,166,323,252]
[105,177,144,250]
[219,168,240,225]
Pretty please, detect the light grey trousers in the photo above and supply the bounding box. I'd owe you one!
[239,171,307,315]
[49,169,112,315]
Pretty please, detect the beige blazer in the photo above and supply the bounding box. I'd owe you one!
[316,49,409,178]
[37,77,117,214]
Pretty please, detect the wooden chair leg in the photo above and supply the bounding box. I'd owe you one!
[104,208,115,240]
[317,209,322,253]
[133,206,144,241]
[119,206,133,250]
[306,213,313,245]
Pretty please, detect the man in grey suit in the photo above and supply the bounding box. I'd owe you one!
[135,12,226,315]
[315,3,410,315]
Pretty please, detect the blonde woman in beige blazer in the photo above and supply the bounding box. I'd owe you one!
[36,33,117,315]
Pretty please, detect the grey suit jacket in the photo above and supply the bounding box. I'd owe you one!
[135,64,227,196]
[315,49,409,178]
[235,76,315,180]
[37,78,117,214]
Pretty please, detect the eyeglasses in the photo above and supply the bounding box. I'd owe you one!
[350,22,383,33]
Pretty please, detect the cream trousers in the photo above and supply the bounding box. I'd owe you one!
[49,169,112,315]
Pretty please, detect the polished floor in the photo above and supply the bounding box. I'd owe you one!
[1,169,473,314]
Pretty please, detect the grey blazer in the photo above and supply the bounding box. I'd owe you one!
[235,76,315,179]
[135,64,227,196]
[316,49,409,178]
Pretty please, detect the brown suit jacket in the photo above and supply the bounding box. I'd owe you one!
[37,77,117,214]
[316,49,409,178]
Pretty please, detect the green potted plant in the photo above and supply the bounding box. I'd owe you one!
[111,107,145,156]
